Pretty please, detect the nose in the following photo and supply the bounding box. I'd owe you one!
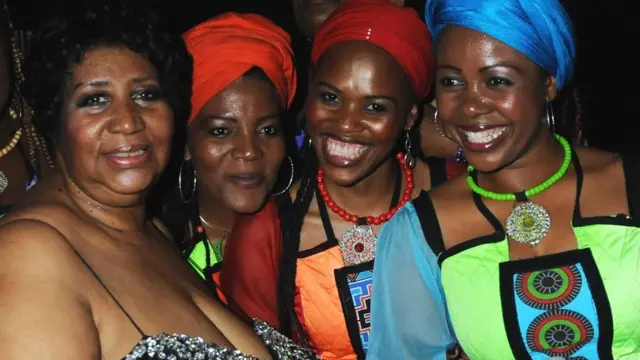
[108,100,145,135]
[337,102,360,132]
[461,85,492,118]
[230,133,264,161]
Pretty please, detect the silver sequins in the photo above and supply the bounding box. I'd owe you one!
[124,319,319,360]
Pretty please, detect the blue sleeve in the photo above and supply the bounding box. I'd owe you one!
[368,202,457,360]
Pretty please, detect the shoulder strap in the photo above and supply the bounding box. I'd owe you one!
[412,191,446,255]
[623,152,640,219]
[424,156,447,188]
[68,244,146,336]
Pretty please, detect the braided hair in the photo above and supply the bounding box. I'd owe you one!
[275,130,317,343]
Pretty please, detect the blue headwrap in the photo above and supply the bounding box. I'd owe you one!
[425,0,576,89]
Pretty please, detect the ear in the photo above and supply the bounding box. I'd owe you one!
[405,104,419,131]
[388,0,405,6]
[545,76,558,102]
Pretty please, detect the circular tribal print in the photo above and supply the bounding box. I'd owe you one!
[526,309,594,357]
[506,201,551,246]
[516,266,582,310]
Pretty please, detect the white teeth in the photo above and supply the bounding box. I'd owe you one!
[110,149,145,157]
[463,127,507,144]
[326,138,369,160]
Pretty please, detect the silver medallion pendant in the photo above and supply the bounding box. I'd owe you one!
[339,224,377,266]
[505,201,551,247]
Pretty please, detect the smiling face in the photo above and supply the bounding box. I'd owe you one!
[58,46,173,206]
[306,41,417,186]
[434,26,557,172]
[187,72,285,214]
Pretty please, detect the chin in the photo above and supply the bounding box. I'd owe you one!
[226,190,269,215]
[320,166,366,188]
[109,172,158,195]
[465,152,514,173]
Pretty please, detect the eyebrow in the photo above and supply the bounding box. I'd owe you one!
[317,81,341,93]
[72,76,158,91]
[317,81,397,104]
[364,95,397,105]
[206,116,237,123]
[437,63,524,74]
[256,114,281,124]
[479,63,524,74]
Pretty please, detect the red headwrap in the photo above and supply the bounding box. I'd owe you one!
[183,13,297,123]
[311,0,434,99]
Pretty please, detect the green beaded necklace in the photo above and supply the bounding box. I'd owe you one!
[466,134,572,246]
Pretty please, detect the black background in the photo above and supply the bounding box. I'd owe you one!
[9,0,634,153]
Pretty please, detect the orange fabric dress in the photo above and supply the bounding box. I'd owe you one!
[219,159,461,359]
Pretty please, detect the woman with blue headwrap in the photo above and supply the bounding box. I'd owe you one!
[369,0,640,358]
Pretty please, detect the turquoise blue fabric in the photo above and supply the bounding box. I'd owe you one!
[368,202,456,359]
[425,0,576,89]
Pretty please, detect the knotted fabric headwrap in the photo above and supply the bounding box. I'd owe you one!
[312,0,435,99]
[425,0,576,89]
[183,13,297,123]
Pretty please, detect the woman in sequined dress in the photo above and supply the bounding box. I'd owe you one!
[0,4,316,359]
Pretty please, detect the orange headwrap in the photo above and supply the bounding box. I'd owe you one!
[183,13,297,123]
[312,0,434,99]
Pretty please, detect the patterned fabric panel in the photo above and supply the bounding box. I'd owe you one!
[345,269,374,351]
[512,264,598,359]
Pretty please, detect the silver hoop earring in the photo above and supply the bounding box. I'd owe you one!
[273,156,295,196]
[403,131,416,169]
[546,100,556,134]
[433,109,446,137]
[178,160,196,203]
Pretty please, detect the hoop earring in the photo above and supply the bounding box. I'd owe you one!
[546,100,556,134]
[433,109,446,137]
[403,131,416,169]
[273,156,294,196]
[178,160,196,203]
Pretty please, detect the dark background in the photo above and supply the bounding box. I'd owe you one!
[9,0,634,153]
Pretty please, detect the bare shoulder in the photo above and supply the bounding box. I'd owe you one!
[575,147,630,216]
[0,218,86,282]
[0,219,99,357]
[575,146,621,173]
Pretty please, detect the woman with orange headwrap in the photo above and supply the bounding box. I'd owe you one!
[159,13,297,288]
[220,1,459,358]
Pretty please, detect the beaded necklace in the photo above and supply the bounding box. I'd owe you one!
[466,134,572,246]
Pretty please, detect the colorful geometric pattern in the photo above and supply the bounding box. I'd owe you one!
[512,264,599,358]
[525,309,594,357]
[346,269,374,352]
[515,266,582,310]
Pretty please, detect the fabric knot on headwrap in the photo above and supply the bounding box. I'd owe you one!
[183,13,297,123]
[425,0,576,89]
[311,0,435,99]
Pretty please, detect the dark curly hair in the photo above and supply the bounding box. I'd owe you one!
[21,2,192,148]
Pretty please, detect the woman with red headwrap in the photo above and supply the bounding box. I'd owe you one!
[160,13,297,288]
[220,1,458,358]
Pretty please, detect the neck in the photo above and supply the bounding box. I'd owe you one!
[477,131,566,194]
[197,190,235,232]
[322,155,400,216]
[62,173,148,233]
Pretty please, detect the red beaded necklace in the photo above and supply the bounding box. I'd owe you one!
[316,152,414,226]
